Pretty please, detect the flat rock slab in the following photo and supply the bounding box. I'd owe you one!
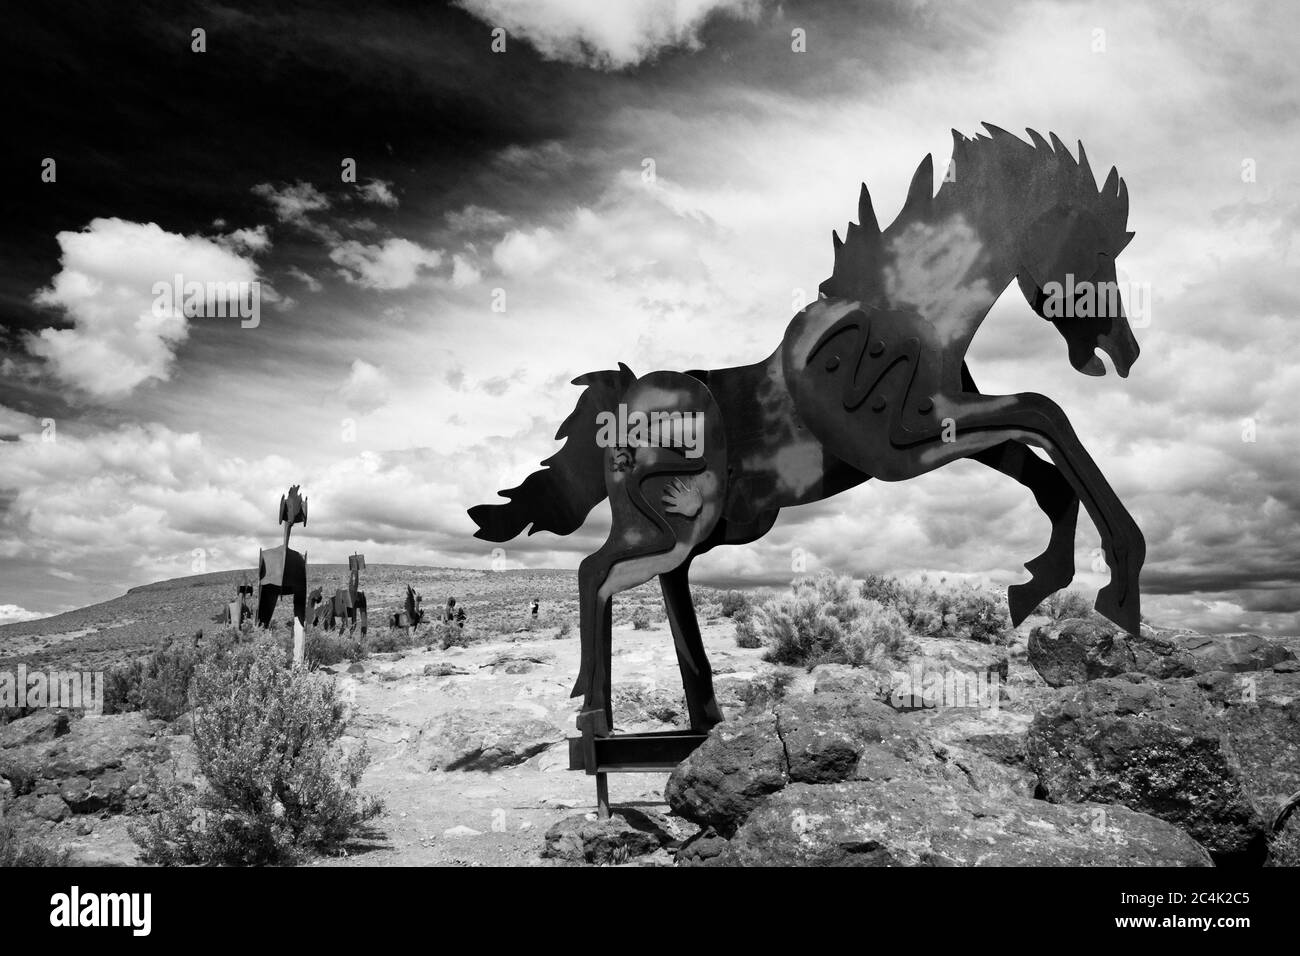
[413,710,561,771]
[707,780,1213,867]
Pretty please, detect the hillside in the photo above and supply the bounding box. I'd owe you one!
[0,565,673,673]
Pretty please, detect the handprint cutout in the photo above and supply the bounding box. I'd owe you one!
[662,477,703,518]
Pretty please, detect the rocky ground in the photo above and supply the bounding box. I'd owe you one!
[2,593,1298,867]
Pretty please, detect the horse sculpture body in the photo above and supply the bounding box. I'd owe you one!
[470,125,1145,736]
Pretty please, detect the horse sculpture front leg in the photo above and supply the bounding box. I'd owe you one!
[925,390,1145,634]
[961,364,1081,624]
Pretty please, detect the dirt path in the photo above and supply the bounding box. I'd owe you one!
[315,618,764,866]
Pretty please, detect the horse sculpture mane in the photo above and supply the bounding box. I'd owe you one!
[825,124,1134,307]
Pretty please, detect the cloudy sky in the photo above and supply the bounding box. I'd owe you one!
[2,0,1297,634]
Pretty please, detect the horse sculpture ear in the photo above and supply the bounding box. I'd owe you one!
[1018,203,1109,290]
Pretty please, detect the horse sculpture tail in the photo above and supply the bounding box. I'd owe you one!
[468,363,637,542]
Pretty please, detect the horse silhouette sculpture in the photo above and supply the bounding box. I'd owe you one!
[388,584,425,632]
[218,575,255,626]
[256,485,309,628]
[309,554,369,634]
[470,124,1145,737]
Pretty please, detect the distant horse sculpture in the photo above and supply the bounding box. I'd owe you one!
[256,485,309,630]
[388,584,425,634]
[218,575,255,626]
[470,124,1145,738]
[311,554,369,635]
[308,586,328,628]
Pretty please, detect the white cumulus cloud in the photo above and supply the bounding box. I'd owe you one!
[454,0,763,69]
[330,237,443,290]
[28,218,264,401]
[340,359,392,414]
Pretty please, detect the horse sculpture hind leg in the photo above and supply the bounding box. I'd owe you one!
[658,510,779,731]
[658,559,722,731]
[572,371,728,735]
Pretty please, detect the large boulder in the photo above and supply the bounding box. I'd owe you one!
[1,713,198,818]
[0,713,175,816]
[1029,620,1296,687]
[667,694,1034,836]
[542,808,677,864]
[1203,671,1300,838]
[1028,618,1197,686]
[1025,676,1269,860]
[413,710,561,771]
[11,792,72,823]
[707,780,1212,867]
[664,713,788,835]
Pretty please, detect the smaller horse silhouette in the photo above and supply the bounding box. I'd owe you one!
[388,584,425,631]
[310,555,370,635]
[216,575,255,626]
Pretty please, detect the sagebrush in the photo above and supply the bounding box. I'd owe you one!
[744,571,915,668]
[132,643,380,865]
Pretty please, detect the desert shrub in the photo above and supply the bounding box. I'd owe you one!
[631,607,652,630]
[929,585,1015,645]
[0,819,69,867]
[718,590,751,619]
[734,615,763,648]
[366,624,428,654]
[865,575,1014,645]
[103,658,148,715]
[302,629,362,669]
[132,643,380,866]
[437,622,473,650]
[859,574,906,608]
[746,571,917,668]
[103,628,246,720]
[363,628,404,654]
[1043,589,1095,622]
[556,619,573,640]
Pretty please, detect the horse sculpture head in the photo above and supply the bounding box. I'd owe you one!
[819,124,1140,380]
[307,585,322,606]
[959,125,1140,378]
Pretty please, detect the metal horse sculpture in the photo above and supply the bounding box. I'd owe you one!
[470,124,1145,737]
[310,554,369,634]
[388,584,425,633]
[256,485,309,629]
[219,575,255,626]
